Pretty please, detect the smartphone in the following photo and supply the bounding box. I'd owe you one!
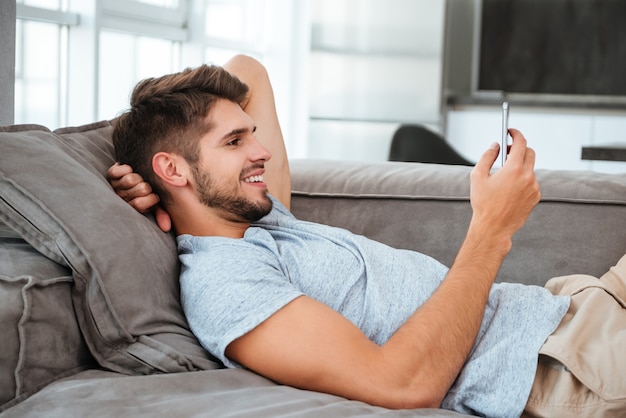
[501,101,510,166]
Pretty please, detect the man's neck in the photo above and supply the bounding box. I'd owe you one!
[169,197,251,239]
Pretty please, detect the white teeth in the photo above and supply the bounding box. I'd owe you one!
[244,175,264,183]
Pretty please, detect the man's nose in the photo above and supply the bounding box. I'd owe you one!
[251,138,272,162]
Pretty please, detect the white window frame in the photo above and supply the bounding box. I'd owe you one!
[16,4,79,26]
[99,0,189,41]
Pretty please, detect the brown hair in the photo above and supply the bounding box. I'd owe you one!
[112,64,249,203]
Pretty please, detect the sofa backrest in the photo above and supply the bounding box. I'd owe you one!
[290,159,626,287]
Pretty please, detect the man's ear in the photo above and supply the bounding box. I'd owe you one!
[152,152,189,187]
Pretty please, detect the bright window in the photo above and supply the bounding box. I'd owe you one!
[99,32,181,120]
[204,0,263,43]
[14,13,65,128]
[203,0,266,64]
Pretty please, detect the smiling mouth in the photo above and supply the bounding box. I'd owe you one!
[243,175,264,184]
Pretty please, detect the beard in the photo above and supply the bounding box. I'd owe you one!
[192,165,273,223]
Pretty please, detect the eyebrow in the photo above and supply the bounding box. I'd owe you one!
[221,126,257,141]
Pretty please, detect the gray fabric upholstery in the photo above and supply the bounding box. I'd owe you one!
[2,369,466,418]
[0,225,93,409]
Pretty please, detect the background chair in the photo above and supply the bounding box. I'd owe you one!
[388,124,474,166]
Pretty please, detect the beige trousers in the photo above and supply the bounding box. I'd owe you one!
[523,254,626,418]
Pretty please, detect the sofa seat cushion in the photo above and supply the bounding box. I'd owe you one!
[2,369,469,418]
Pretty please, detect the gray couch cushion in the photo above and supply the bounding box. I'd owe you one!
[0,223,93,411]
[0,123,217,390]
[2,369,468,418]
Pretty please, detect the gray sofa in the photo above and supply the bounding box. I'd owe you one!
[1,120,625,417]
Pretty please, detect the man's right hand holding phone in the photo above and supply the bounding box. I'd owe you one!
[469,128,540,255]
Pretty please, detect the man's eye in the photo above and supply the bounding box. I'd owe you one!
[227,138,241,146]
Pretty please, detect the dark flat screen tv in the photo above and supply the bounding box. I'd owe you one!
[477,0,626,98]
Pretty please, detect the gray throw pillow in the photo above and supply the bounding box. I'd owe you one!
[0,221,95,411]
[0,122,218,398]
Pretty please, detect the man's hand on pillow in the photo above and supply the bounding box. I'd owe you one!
[106,163,172,232]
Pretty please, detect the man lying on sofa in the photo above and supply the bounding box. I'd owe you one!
[107,55,626,417]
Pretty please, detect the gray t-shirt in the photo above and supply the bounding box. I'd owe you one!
[178,196,569,417]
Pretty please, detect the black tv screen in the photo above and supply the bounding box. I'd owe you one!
[478,0,626,97]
